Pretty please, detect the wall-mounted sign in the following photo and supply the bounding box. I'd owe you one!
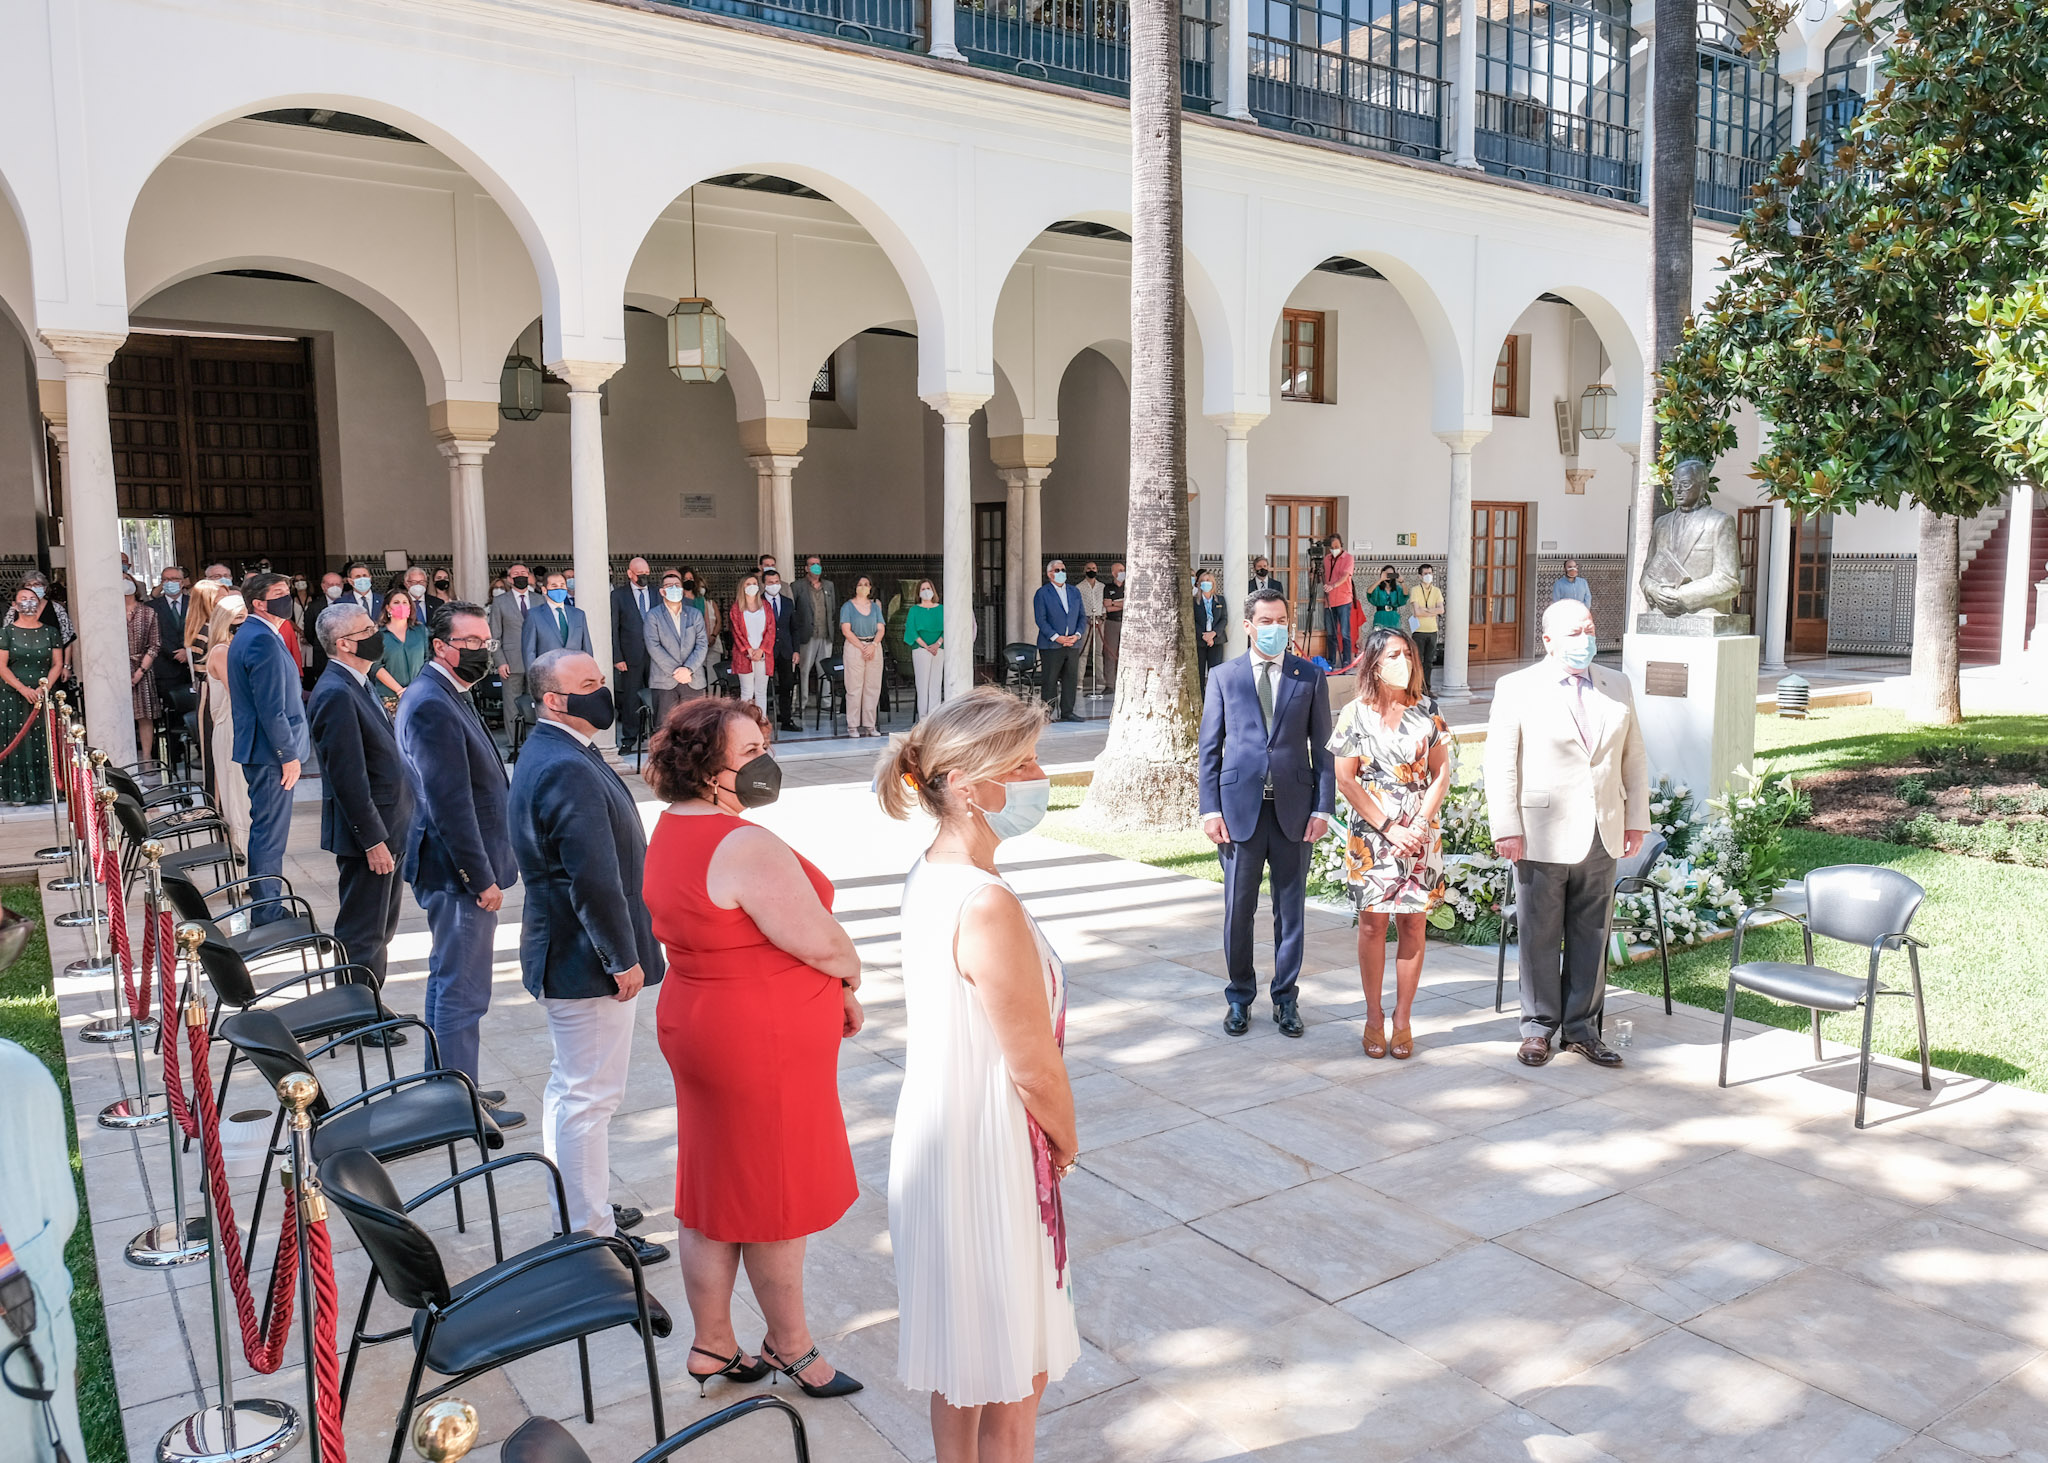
[1395,533,1418,547]
[680,494,716,519]
[1645,662,1690,698]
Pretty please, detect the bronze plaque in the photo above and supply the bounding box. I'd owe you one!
[1644,661,1690,698]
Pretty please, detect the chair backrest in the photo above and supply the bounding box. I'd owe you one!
[1615,832,1667,887]
[113,793,151,847]
[158,867,213,923]
[514,693,538,727]
[1003,642,1038,673]
[217,1009,333,1119]
[193,926,260,1007]
[105,765,143,803]
[500,1418,592,1463]
[318,1148,453,1310]
[1803,864,1925,948]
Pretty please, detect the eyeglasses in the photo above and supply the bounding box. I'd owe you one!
[446,636,500,652]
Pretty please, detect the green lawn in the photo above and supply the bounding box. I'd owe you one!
[0,882,125,1462]
[1043,710,2048,1094]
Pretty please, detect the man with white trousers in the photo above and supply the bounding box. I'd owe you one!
[508,650,668,1264]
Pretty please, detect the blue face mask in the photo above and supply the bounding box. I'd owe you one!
[547,587,569,605]
[978,778,1051,841]
[1253,623,1289,657]
[1052,571,1067,586]
[1561,633,1597,670]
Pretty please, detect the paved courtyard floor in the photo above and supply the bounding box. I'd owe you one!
[21,750,2048,1463]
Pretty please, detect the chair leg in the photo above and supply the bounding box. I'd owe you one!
[1855,994,1880,1129]
[1909,946,1932,1090]
[1494,909,1511,1014]
[578,1335,595,1422]
[1651,888,1671,1015]
[448,1143,467,1233]
[387,1339,434,1463]
[243,1110,286,1269]
[1718,975,1738,1088]
[339,1272,377,1415]
[1812,1008,1825,1061]
[479,1134,505,1264]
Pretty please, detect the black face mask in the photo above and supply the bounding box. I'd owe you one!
[558,686,615,730]
[1084,569,1097,579]
[682,580,696,592]
[726,751,782,808]
[349,635,384,672]
[263,595,293,618]
[511,575,530,590]
[453,647,493,685]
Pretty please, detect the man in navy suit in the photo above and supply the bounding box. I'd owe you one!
[1033,558,1087,721]
[1193,570,1228,691]
[397,601,523,1127]
[762,567,801,731]
[227,573,310,926]
[521,571,592,668]
[510,650,668,1265]
[1199,587,1335,1037]
[608,558,653,752]
[307,602,415,1009]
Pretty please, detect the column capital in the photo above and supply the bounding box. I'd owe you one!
[745,454,805,475]
[921,390,991,425]
[436,437,495,466]
[996,465,1052,490]
[1781,65,1822,87]
[429,398,501,445]
[1435,427,1489,454]
[737,416,809,456]
[1204,410,1269,438]
[40,330,127,372]
[550,358,621,393]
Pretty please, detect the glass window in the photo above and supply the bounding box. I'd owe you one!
[1491,337,1520,416]
[1281,309,1325,402]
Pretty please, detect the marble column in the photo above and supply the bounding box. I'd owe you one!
[1208,412,1266,657]
[557,360,620,749]
[1003,473,1026,642]
[997,466,1052,645]
[1454,0,1481,167]
[2004,486,2037,665]
[923,392,990,700]
[1224,0,1253,119]
[1762,498,1793,673]
[1436,428,1488,696]
[42,331,134,766]
[436,439,494,606]
[747,456,802,578]
[927,0,963,59]
[1786,68,1817,147]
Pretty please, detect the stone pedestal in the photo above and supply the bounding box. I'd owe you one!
[1623,632,1759,803]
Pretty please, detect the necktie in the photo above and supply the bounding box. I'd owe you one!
[1258,660,1276,731]
[1567,672,1593,750]
[556,608,569,642]
[637,588,647,616]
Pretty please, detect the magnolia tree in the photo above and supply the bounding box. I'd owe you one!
[1658,0,2048,723]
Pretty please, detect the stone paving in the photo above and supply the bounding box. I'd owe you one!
[21,751,2048,1463]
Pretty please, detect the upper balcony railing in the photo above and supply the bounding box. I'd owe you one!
[668,0,925,49]
[954,0,1220,108]
[1247,36,1446,157]
[1474,92,1637,198]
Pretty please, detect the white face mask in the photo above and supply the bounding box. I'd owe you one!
[352,576,371,593]
[1112,572,1124,584]
[663,585,685,603]
[976,777,1051,841]
[324,584,343,601]
[1383,656,1412,685]
[920,588,934,602]
[408,583,426,599]
[1420,572,1433,583]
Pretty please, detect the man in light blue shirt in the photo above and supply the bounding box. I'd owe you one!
[1552,559,1593,609]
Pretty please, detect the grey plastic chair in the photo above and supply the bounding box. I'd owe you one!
[1494,833,1670,1019]
[1720,864,1930,1127]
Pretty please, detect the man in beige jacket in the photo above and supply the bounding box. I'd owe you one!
[1484,598,1649,1068]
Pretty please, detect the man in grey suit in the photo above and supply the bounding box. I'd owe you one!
[793,553,836,716]
[643,567,707,730]
[1484,597,1650,1070]
[520,571,592,668]
[490,562,537,709]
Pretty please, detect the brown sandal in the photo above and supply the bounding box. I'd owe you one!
[1390,1027,1414,1060]
[1362,1020,1388,1059]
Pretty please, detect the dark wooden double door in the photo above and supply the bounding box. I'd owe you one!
[108,334,327,580]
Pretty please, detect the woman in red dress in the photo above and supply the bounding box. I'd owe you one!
[643,696,866,1400]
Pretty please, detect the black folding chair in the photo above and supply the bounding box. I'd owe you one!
[809,656,845,735]
[502,1398,811,1463]
[160,863,339,969]
[1001,642,1040,698]
[509,693,538,762]
[322,1147,671,1463]
[112,792,235,893]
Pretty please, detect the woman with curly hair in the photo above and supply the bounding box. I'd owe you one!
[1329,625,1452,1059]
[642,696,865,1400]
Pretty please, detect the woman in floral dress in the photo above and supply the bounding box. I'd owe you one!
[1328,626,1453,1060]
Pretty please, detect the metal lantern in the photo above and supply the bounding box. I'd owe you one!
[498,352,544,421]
[666,297,727,384]
[1578,381,1618,440]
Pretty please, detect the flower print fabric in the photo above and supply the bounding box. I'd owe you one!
[1326,694,1452,914]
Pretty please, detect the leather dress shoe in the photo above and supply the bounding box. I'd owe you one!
[476,1089,507,1104]
[1273,996,1305,1038]
[1058,714,1086,723]
[478,1093,527,1130]
[621,1233,670,1266]
[1517,1035,1553,1067]
[613,1203,645,1232]
[1223,1001,1250,1036]
[355,1026,407,1048]
[1563,1036,1625,1068]
[778,719,802,733]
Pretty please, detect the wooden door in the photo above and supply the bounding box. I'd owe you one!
[1469,501,1528,661]
[1735,505,1765,624]
[107,334,326,581]
[975,502,1005,665]
[1788,510,1832,654]
[1265,495,1336,655]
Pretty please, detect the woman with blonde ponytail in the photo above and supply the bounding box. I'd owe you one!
[875,687,1077,1461]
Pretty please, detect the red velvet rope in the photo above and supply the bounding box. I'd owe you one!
[93,797,151,1022]
[306,1213,349,1463]
[183,1014,300,1371]
[159,959,200,1142]
[0,688,41,760]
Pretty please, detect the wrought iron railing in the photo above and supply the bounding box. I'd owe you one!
[1247,35,1445,157]
[954,0,1221,107]
[1474,91,1638,198]
[650,0,925,48]
[1694,142,1771,223]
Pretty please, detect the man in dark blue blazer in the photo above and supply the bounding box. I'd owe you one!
[1193,570,1228,692]
[306,602,415,1007]
[522,571,592,668]
[762,567,802,731]
[510,650,667,1265]
[1033,559,1087,721]
[396,601,523,1125]
[1198,587,1335,1037]
[226,573,310,926]
[608,558,653,753]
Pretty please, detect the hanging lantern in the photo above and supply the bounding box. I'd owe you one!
[667,298,727,383]
[1578,380,1617,440]
[499,351,543,421]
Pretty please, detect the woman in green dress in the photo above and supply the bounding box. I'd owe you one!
[374,588,430,709]
[1365,565,1407,632]
[0,582,66,804]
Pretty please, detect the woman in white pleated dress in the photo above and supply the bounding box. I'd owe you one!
[876,687,1079,1462]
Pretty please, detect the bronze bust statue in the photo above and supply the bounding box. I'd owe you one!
[1639,458,1745,630]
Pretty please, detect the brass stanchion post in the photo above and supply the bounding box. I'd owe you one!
[127,923,211,1268]
[101,842,169,1129]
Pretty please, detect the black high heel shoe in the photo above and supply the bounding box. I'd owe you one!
[761,1338,864,1398]
[686,1345,771,1397]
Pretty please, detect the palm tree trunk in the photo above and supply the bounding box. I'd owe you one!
[1628,0,1696,619]
[1907,506,1962,724]
[1082,0,1200,830]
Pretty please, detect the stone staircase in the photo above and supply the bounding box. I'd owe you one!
[1959,494,2048,664]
